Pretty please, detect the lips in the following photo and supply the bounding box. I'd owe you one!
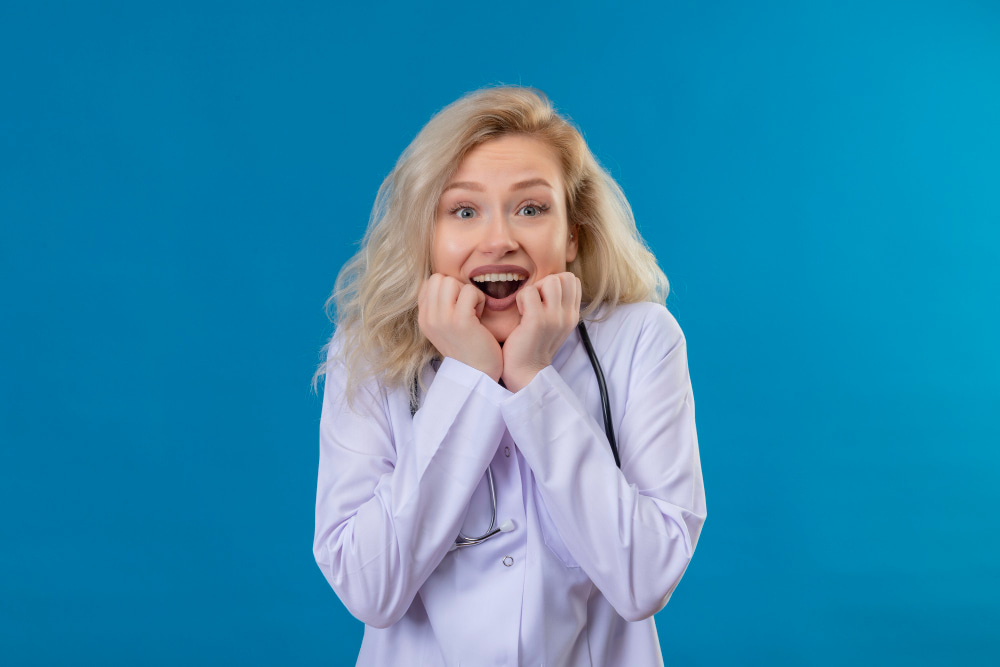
[469,264,529,312]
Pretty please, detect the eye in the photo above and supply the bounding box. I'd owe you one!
[518,202,550,217]
[449,204,477,220]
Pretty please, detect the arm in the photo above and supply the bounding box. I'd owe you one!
[313,350,510,628]
[501,306,707,622]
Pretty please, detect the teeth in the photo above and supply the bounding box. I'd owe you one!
[473,272,526,283]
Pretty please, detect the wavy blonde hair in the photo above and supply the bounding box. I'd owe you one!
[316,85,668,404]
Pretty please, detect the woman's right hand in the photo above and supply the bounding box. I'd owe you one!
[418,274,503,382]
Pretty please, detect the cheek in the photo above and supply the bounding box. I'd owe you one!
[539,233,571,271]
[431,228,465,273]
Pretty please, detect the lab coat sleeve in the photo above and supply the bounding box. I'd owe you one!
[313,347,511,628]
[500,305,706,622]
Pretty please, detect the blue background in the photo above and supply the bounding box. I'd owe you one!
[2,1,998,664]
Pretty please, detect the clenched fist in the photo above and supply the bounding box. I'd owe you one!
[418,274,503,382]
[500,272,582,392]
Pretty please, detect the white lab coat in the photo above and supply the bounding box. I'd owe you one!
[314,301,706,666]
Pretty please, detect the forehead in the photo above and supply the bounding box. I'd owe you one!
[450,134,564,185]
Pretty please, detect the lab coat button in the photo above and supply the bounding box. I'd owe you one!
[502,556,514,567]
[504,446,510,457]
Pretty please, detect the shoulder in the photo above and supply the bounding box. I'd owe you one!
[320,330,391,409]
[573,301,691,410]
[324,329,378,377]
[320,330,348,378]
[579,302,688,385]
[588,301,685,351]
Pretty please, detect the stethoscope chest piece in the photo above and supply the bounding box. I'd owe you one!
[411,320,618,552]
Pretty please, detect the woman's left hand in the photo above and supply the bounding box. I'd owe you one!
[501,272,582,392]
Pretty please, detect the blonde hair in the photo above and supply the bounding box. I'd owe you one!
[316,85,668,404]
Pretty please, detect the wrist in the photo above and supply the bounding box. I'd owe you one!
[448,355,502,384]
[501,364,546,393]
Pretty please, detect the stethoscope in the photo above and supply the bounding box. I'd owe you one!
[410,321,619,551]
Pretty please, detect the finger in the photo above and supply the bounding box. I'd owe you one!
[474,287,486,319]
[418,276,438,333]
[537,274,563,311]
[560,272,580,311]
[515,281,532,313]
[456,283,484,319]
[418,275,434,313]
[419,276,437,308]
[422,274,442,319]
[437,276,463,313]
[516,282,543,318]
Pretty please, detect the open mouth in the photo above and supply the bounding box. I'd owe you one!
[472,272,527,300]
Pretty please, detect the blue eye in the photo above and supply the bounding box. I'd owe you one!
[519,203,549,217]
[452,206,476,219]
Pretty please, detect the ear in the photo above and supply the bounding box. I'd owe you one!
[565,224,579,263]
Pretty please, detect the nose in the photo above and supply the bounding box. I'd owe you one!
[478,212,518,256]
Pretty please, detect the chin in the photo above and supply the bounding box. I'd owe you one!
[483,312,520,344]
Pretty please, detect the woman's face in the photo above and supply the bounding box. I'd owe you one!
[432,134,578,343]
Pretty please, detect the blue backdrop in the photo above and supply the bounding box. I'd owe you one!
[2,1,998,665]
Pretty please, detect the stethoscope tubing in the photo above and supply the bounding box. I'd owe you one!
[410,319,618,550]
[575,320,620,468]
[453,466,499,548]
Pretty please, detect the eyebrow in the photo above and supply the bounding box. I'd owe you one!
[441,178,554,194]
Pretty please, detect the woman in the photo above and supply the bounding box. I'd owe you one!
[313,86,706,666]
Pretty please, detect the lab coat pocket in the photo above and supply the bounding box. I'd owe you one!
[535,496,581,569]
